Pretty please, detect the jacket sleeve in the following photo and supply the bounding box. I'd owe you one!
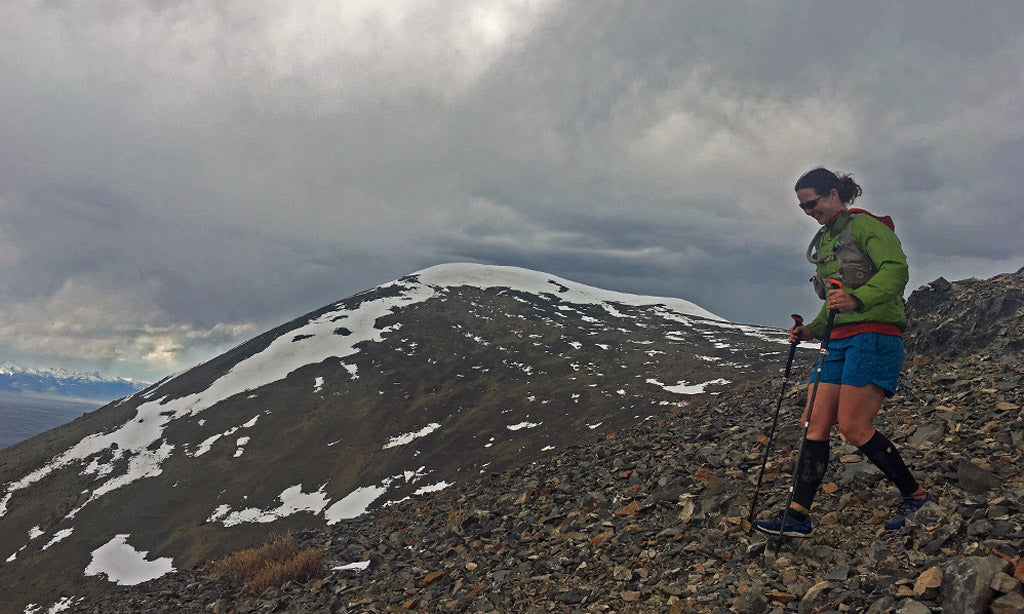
[846,216,909,311]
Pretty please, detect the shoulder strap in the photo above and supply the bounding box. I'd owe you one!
[848,207,895,231]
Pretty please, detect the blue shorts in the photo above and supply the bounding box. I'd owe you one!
[809,333,904,397]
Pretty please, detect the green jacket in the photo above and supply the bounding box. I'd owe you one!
[806,210,909,338]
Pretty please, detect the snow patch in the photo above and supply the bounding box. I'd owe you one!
[84,534,174,586]
[208,469,437,528]
[506,421,540,431]
[193,416,260,457]
[22,596,80,613]
[413,480,452,495]
[42,528,73,550]
[647,378,731,394]
[383,423,441,449]
[323,485,389,524]
[208,484,330,527]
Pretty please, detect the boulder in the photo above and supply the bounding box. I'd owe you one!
[941,556,1012,614]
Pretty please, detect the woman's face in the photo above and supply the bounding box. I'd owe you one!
[796,187,845,225]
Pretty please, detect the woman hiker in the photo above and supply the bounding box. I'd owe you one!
[755,167,936,537]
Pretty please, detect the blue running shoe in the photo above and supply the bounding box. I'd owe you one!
[885,493,938,530]
[754,510,812,538]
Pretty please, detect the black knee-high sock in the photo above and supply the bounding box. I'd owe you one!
[792,439,830,511]
[858,430,920,497]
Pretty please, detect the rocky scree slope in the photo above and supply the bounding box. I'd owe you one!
[904,266,1024,358]
[0,264,798,614]
[65,269,1024,613]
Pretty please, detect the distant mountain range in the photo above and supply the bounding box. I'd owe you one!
[0,263,805,612]
[0,363,148,402]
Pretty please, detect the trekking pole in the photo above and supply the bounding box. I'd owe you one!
[772,279,843,549]
[746,314,804,532]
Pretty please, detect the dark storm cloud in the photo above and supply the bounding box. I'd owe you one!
[1,1,1021,379]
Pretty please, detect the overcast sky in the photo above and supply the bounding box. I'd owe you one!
[2,1,1022,382]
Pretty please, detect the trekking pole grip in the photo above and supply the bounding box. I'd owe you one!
[821,279,843,350]
[825,279,843,317]
[787,313,803,351]
[782,314,803,376]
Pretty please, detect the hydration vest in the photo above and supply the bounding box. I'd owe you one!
[806,209,895,299]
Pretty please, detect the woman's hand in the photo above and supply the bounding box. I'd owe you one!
[826,288,858,311]
[789,325,814,343]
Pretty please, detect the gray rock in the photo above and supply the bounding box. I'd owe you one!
[897,600,931,614]
[731,583,768,614]
[909,422,945,448]
[968,518,994,536]
[554,588,588,604]
[993,572,1022,594]
[798,581,831,614]
[941,556,1011,614]
[958,460,1001,495]
[990,591,1024,614]
[867,596,896,613]
[825,565,850,581]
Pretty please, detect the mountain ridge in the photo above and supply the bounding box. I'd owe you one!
[0,263,802,613]
[0,363,147,403]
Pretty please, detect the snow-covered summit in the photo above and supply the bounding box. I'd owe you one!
[1,362,117,382]
[413,263,723,321]
[0,363,147,401]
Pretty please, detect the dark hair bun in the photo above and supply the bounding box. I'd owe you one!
[835,175,863,204]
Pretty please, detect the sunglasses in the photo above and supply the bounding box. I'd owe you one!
[799,196,822,211]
